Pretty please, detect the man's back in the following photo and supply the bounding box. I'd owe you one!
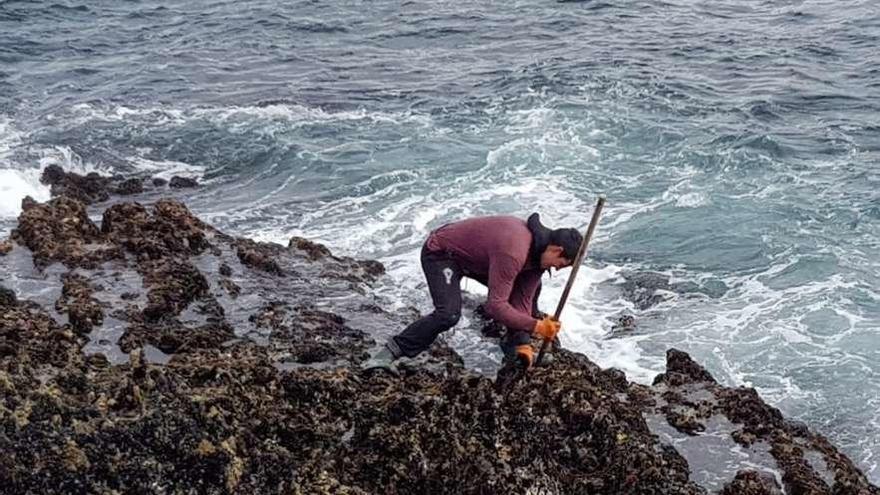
[425,215,533,277]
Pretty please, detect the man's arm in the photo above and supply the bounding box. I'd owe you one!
[508,269,542,317]
[484,254,538,332]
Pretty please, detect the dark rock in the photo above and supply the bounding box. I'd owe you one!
[219,278,241,298]
[55,272,103,335]
[0,286,16,306]
[40,165,111,204]
[40,163,67,185]
[653,348,718,386]
[771,442,830,494]
[219,262,233,277]
[717,386,785,436]
[169,176,198,188]
[289,236,333,260]
[21,195,38,211]
[787,419,812,437]
[664,408,706,435]
[355,259,385,278]
[641,347,880,494]
[101,200,210,259]
[475,303,505,337]
[235,239,284,276]
[618,271,728,311]
[141,258,210,320]
[0,289,84,369]
[119,319,234,354]
[85,353,110,369]
[620,271,675,310]
[612,314,636,332]
[259,303,370,364]
[11,195,120,268]
[0,239,11,255]
[289,235,385,282]
[732,429,758,446]
[720,470,783,495]
[600,367,630,392]
[115,177,144,195]
[152,177,168,187]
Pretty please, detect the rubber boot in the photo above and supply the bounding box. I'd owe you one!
[361,343,400,375]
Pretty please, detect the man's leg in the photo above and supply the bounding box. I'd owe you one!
[390,248,463,358]
[499,328,532,359]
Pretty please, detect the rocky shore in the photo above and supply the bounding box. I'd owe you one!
[0,167,877,494]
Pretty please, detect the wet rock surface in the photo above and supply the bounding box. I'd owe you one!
[12,194,118,269]
[169,175,199,188]
[640,350,878,494]
[617,270,729,310]
[55,273,103,335]
[40,164,151,204]
[0,166,876,494]
[719,471,783,495]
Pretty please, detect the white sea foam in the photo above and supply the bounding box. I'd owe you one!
[0,117,50,219]
[65,103,188,126]
[485,132,600,173]
[59,102,434,140]
[197,103,434,129]
[1,140,115,220]
[674,191,708,208]
[128,156,205,180]
[0,115,22,158]
[0,168,51,218]
[546,263,664,382]
[37,145,112,176]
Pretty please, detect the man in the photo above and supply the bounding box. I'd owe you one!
[363,213,583,371]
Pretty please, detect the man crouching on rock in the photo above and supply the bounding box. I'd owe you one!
[363,213,582,373]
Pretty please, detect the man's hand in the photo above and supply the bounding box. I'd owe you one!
[515,344,534,368]
[533,316,561,340]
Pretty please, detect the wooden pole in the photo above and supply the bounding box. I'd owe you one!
[535,196,606,367]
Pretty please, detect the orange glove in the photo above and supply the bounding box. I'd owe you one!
[533,316,561,341]
[515,344,534,368]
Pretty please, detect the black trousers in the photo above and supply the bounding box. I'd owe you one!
[392,245,536,358]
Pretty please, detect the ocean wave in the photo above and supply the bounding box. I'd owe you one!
[127,156,205,181]
[63,103,188,126]
[0,168,50,219]
[197,103,434,129]
[0,117,48,219]
[58,102,433,131]
[0,140,115,220]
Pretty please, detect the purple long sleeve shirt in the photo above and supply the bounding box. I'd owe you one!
[425,216,542,332]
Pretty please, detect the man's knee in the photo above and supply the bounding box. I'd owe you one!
[434,310,461,328]
[504,329,532,347]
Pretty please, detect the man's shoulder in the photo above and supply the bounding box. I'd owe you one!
[489,218,531,262]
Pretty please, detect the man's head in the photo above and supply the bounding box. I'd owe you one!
[540,227,583,270]
[527,212,584,270]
